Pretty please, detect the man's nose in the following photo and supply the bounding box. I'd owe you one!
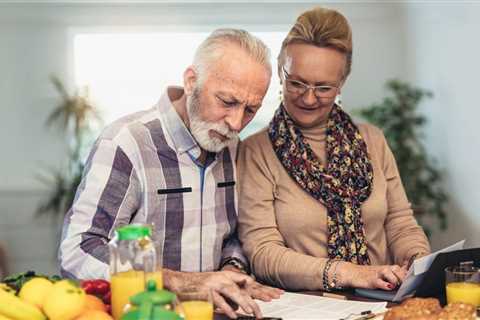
[302,88,317,106]
[225,108,244,132]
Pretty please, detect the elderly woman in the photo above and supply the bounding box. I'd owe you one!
[238,7,430,292]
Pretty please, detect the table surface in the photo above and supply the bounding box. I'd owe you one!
[214,290,396,320]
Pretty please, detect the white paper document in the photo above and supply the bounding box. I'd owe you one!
[255,292,387,320]
[413,240,466,276]
[354,240,465,302]
[392,239,465,301]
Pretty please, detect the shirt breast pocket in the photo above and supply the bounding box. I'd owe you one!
[217,181,235,188]
[216,181,237,214]
[157,187,193,196]
[155,187,193,216]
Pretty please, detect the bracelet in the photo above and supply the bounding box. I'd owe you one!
[330,260,342,290]
[322,259,335,291]
[323,259,342,291]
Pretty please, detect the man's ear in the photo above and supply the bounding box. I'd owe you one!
[183,66,197,96]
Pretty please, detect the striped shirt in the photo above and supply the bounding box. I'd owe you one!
[59,87,245,280]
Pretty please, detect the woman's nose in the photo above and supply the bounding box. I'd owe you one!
[302,88,318,106]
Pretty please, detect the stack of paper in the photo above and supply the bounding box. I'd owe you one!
[256,292,387,320]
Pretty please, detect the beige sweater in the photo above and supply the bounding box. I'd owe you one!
[237,122,430,290]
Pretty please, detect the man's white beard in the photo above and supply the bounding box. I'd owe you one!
[187,87,238,153]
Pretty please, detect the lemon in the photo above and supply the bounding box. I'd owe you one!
[0,314,15,320]
[0,283,15,295]
[18,277,53,309]
[43,280,86,320]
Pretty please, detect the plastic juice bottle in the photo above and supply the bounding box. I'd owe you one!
[109,224,162,320]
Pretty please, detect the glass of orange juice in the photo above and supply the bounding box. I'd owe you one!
[445,261,480,307]
[111,269,164,320]
[175,289,214,320]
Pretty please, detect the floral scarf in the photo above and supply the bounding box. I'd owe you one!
[268,103,373,265]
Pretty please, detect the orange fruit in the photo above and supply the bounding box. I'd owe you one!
[84,294,107,311]
[75,310,113,320]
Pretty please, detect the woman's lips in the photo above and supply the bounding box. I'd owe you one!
[297,105,318,111]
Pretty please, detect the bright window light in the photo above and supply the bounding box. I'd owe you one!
[74,32,285,138]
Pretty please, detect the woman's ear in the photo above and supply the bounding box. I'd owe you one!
[183,66,197,96]
[337,78,347,95]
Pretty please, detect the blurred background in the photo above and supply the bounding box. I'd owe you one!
[0,0,479,276]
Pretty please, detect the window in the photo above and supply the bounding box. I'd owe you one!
[74,31,285,138]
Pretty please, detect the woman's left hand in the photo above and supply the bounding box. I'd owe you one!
[338,263,408,290]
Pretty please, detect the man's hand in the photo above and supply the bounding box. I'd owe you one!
[338,262,408,290]
[221,265,284,302]
[221,264,246,274]
[220,266,284,302]
[164,269,263,319]
[243,280,284,302]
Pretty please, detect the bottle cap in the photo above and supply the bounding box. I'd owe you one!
[117,224,152,241]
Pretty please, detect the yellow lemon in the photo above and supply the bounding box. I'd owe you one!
[18,277,53,309]
[0,314,14,320]
[43,280,86,320]
[0,283,15,295]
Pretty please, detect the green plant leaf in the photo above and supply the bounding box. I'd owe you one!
[356,79,448,236]
[36,76,102,219]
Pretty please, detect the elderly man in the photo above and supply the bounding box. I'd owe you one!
[59,29,282,318]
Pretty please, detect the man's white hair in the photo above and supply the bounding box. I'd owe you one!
[192,28,272,84]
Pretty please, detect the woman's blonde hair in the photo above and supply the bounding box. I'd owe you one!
[278,7,353,79]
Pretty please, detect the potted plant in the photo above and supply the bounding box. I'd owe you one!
[36,76,102,221]
[356,79,448,236]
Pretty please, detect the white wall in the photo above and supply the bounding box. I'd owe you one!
[0,1,474,275]
[403,3,480,250]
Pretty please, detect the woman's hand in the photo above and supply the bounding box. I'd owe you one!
[337,262,408,290]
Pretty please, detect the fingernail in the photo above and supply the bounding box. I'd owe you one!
[387,284,394,289]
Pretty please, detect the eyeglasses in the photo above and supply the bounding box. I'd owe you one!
[282,67,339,99]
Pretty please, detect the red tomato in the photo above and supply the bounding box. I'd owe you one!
[103,290,111,304]
[80,280,96,294]
[94,279,110,295]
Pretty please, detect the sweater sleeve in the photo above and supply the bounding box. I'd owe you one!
[237,136,327,290]
[379,131,431,265]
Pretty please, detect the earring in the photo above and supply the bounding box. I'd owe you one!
[335,94,342,106]
[278,88,283,102]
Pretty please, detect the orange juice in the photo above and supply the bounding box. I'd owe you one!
[111,270,163,320]
[446,282,480,306]
[179,301,214,320]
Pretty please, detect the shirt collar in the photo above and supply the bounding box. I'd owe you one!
[157,86,201,157]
